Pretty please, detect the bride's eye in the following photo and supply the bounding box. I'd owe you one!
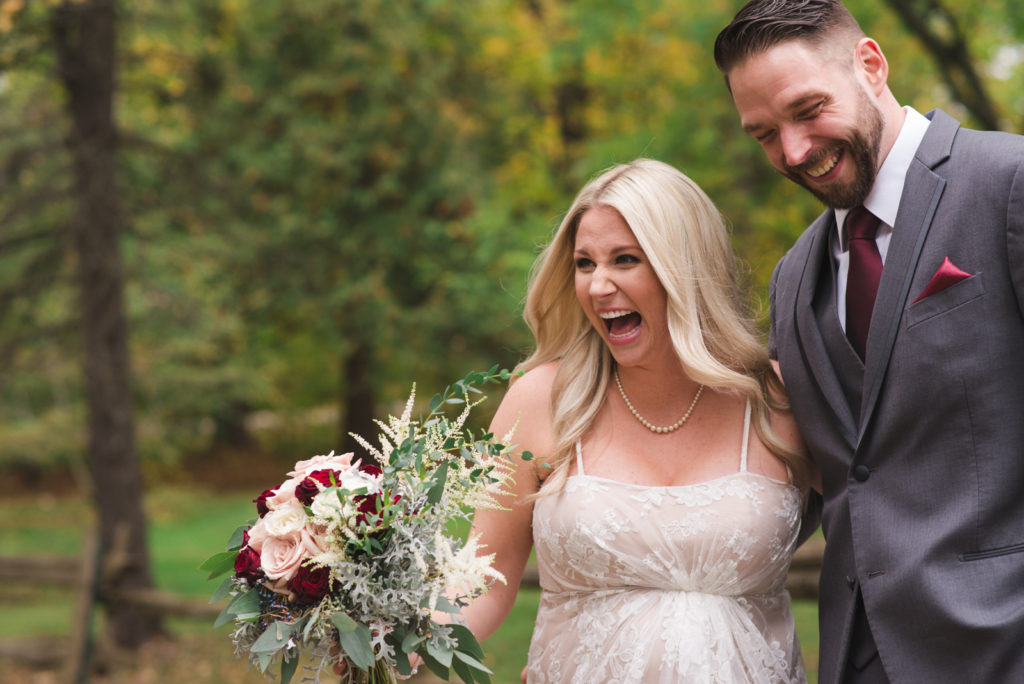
[575,257,595,271]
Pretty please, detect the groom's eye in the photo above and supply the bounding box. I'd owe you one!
[797,100,826,120]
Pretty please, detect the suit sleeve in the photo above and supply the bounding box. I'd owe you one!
[1008,156,1024,319]
[767,257,784,361]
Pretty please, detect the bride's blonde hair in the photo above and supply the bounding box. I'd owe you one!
[517,159,810,496]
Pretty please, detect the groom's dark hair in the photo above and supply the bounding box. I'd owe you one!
[714,0,863,82]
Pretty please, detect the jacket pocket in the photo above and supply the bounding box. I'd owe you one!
[905,273,984,329]
[959,541,1024,562]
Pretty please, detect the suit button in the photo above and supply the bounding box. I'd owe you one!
[846,575,856,590]
[853,465,870,482]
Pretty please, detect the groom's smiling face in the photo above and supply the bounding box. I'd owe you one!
[728,39,885,209]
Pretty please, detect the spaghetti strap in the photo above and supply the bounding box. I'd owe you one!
[575,441,585,476]
[739,400,752,473]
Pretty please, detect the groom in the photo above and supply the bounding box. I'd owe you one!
[714,1,1024,682]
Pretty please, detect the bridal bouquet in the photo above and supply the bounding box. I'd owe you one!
[200,368,520,684]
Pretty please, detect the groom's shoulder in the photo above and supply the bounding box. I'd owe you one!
[776,211,832,277]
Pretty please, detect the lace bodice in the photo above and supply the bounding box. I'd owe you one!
[527,403,806,683]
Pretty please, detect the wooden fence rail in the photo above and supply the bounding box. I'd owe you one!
[0,535,824,678]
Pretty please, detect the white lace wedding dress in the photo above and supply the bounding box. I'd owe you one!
[527,403,807,683]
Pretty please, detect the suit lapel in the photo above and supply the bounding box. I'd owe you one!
[792,215,858,447]
[859,111,957,440]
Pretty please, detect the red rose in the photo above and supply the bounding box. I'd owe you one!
[353,491,401,528]
[253,488,277,518]
[234,545,262,584]
[295,469,342,506]
[358,463,382,478]
[288,563,331,604]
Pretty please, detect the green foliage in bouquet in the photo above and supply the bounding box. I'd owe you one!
[200,367,525,683]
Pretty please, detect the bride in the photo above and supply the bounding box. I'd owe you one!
[462,158,819,683]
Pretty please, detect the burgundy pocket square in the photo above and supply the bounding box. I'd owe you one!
[913,257,972,303]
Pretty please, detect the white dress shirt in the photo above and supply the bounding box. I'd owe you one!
[833,106,931,330]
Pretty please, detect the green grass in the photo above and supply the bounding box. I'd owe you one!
[0,488,818,683]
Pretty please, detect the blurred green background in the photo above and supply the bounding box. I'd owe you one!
[0,0,1020,681]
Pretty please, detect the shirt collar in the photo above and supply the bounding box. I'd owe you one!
[836,106,930,245]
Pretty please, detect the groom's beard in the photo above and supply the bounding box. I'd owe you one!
[784,93,885,210]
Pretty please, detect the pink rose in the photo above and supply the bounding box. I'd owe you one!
[264,477,300,510]
[259,526,324,582]
[289,451,355,478]
[246,518,268,552]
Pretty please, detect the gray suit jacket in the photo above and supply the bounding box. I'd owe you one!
[770,110,1024,683]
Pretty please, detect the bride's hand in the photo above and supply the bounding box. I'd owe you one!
[403,653,423,679]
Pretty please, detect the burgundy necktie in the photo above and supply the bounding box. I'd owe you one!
[845,206,882,359]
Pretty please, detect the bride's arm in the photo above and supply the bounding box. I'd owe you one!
[770,360,822,494]
[455,362,556,642]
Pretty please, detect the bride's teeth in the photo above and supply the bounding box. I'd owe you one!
[599,310,634,319]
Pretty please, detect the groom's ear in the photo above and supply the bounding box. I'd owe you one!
[855,37,889,96]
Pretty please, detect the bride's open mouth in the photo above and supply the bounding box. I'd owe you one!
[600,310,642,339]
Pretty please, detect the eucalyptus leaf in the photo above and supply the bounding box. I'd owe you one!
[213,588,260,628]
[338,623,375,671]
[212,601,237,630]
[303,604,322,641]
[208,576,234,604]
[393,649,412,677]
[432,596,460,614]
[280,648,299,684]
[402,632,426,653]
[453,649,492,673]
[420,651,451,681]
[251,620,297,655]
[199,550,238,579]
[448,624,484,660]
[426,460,449,505]
[451,656,476,684]
[331,611,358,634]
[426,639,454,668]
[227,523,251,550]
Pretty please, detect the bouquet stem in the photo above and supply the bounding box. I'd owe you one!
[352,661,397,684]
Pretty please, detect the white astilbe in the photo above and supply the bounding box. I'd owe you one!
[436,531,507,600]
[348,385,418,466]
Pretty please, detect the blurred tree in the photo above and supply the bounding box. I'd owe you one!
[180,0,528,454]
[884,0,1001,130]
[1,0,1019,486]
[0,0,164,649]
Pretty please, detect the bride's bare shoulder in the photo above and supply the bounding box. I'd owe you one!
[490,361,557,450]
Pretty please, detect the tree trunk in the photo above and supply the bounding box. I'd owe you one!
[51,0,163,648]
[884,0,1003,131]
[340,341,380,465]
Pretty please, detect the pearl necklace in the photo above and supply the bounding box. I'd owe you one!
[614,369,704,434]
